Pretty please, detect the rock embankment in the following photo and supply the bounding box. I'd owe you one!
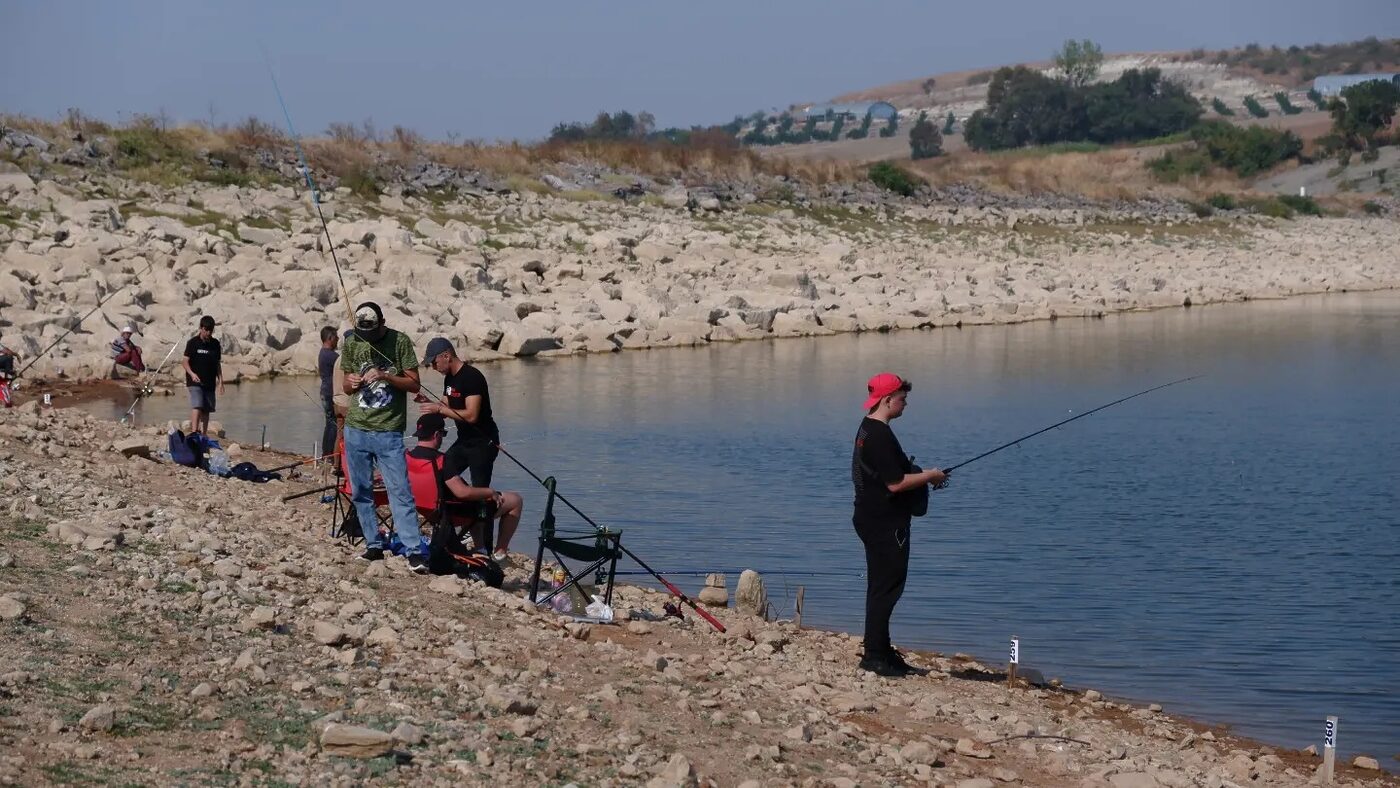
[3,155,1399,385]
[2,403,1396,786]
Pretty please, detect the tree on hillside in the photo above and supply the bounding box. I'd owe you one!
[909,112,943,159]
[1053,39,1105,88]
[1328,79,1400,149]
[922,78,938,95]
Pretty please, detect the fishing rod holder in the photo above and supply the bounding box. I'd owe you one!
[528,476,622,610]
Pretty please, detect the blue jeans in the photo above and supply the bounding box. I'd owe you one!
[343,426,422,553]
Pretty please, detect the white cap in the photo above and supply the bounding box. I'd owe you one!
[122,326,136,334]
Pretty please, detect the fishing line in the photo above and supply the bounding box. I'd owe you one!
[13,258,156,382]
[942,376,1201,475]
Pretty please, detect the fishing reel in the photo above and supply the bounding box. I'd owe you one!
[662,600,684,620]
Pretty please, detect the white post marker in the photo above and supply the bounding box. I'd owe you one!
[1008,636,1020,688]
[1300,186,1307,198]
[42,393,52,407]
[1322,716,1337,784]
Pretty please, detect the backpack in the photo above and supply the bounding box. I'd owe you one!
[426,509,503,587]
[167,429,206,468]
[228,461,282,483]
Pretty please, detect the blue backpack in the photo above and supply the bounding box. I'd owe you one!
[167,429,206,468]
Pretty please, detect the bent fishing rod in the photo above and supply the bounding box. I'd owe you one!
[120,335,183,423]
[264,61,725,633]
[13,258,157,382]
[941,375,1200,476]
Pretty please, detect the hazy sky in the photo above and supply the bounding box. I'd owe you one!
[2,1,1396,141]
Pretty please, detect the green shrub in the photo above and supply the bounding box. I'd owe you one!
[1188,202,1214,218]
[1363,200,1384,215]
[1274,92,1303,115]
[1250,198,1294,219]
[1307,88,1327,110]
[1361,147,1380,163]
[341,167,382,198]
[878,114,900,138]
[1211,98,1236,116]
[1277,194,1322,215]
[1243,95,1269,118]
[1190,121,1303,176]
[868,161,923,196]
[909,113,943,160]
[942,111,956,135]
[847,113,873,140]
[1207,193,1237,210]
[1147,148,1211,182]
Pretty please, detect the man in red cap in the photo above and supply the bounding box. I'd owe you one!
[851,372,947,677]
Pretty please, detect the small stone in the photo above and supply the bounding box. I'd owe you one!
[114,438,150,458]
[79,703,115,732]
[320,723,394,758]
[1148,703,1162,713]
[900,740,938,765]
[697,586,728,607]
[785,724,813,743]
[956,779,995,788]
[0,596,25,621]
[1353,756,1380,770]
[955,738,992,759]
[991,768,1019,782]
[1084,689,1102,702]
[0,552,13,568]
[648,752,696,788]
[428,575,462,596]
[366,626,399,647]
[446,641,477,663]
[190,682,216,698]
[627,621,652,635]
[1108,773,1160,788]
[312,621,347,646]
[391,721,424,746]
[1301,744,1318,757]
[247,606,276,629]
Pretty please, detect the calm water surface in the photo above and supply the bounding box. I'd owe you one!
[83,292,1400,759]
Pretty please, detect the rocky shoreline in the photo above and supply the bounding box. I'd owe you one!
[3,159,1399,387]
[1,402,1396,786]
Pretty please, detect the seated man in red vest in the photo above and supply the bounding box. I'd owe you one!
[406,413,522,561]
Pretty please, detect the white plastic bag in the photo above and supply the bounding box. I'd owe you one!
[584,596,614,622]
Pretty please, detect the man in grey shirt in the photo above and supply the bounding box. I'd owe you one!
[318,326,339,459]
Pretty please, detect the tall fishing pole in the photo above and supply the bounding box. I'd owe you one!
[261,57,727,632]
[262,48,357,327]
[942,375,1200,475]
[13,258,156,382]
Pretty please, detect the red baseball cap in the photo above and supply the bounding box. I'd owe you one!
[863,372,911,410]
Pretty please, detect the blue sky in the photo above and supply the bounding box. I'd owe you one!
[2,0,1395,141]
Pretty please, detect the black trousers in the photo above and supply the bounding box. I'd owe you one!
[854,516,911,657]
[320,397,338,459]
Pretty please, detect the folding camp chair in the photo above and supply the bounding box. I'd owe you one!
[404,449,493,554]
[528,477,621,610]
[329,442,390,547]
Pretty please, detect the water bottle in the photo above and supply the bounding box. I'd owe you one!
[550,567,573,613]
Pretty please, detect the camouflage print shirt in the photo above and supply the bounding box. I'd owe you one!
[340,328,418,433]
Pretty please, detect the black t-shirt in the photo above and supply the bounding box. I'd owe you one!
[183,336,222,390]
[444,363,498,445]
[852,417,913,523]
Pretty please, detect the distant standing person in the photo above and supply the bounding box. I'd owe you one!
[341,302,428,574]
[318,326,340,459]
[851,373,946,678]
[181,316,223,435]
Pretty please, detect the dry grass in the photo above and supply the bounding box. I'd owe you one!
[907,145,1243,200]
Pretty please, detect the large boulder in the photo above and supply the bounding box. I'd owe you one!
[320,723,394,758]
[735,570,768,619]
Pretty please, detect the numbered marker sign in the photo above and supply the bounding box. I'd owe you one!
[1324,717,1336,749]
[1009,638,1020,665]
[42,393,52,407]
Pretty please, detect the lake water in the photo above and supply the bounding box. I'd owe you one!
[80,292,1400,760]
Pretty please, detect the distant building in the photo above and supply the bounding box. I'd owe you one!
[1313,73,1400,96]
[802,101,898,121]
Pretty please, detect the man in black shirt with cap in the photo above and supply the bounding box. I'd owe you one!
[181,316,223,435]
[852,372,947,677]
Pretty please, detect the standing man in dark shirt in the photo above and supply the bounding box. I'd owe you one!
[851,372,947,677]
[419,336,521,561]
[181,316,223,435]
[317,326,340,460]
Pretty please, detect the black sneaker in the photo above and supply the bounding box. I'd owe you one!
[886,648,926,675]
[407,554,429,575]
[858,655,908,678]
[357,547,385,562]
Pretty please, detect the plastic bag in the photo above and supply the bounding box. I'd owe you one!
[585,596,614,622]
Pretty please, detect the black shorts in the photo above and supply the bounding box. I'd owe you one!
[447,440,498,488]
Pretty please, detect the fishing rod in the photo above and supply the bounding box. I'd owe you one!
[942,375,1200,475]
[262,59,726,633]
[121,335,183,423]
[614,569,859,578]
[13,258,156,382]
